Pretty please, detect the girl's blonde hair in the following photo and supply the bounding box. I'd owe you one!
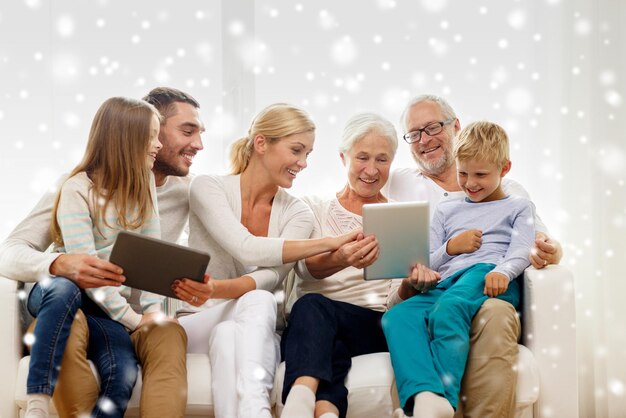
[454,121,510,168]
[51,97,161,244]
[229,103,315,174]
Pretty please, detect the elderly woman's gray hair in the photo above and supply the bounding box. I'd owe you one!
[338,113,398,157]
[399,94,457,132]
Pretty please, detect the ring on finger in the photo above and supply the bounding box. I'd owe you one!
[191,295,198,303]
[543,259,548,266]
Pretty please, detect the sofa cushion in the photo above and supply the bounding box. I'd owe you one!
[272,352,397,418]
[16,346,539,418]
[15,353,214,417]
[272,345,539,418]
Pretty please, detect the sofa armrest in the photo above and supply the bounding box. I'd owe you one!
[0,276,22,418]
[521,265,578,418]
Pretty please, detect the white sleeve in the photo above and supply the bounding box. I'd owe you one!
[246,199,314,291]
[189,175,285,267]
[0,189,60,281]
[293,196,323,282]
[503,178,548,234]
[385,279,404,310]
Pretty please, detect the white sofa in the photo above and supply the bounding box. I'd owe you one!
[2,265,578,418]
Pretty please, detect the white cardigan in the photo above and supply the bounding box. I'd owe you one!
[186,174,314,311]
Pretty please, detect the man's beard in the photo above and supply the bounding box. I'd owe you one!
[153,158,187,178]
[412,150,452,177]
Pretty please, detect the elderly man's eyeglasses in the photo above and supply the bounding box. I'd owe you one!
[402,118,455,144]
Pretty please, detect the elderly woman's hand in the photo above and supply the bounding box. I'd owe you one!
[406,264,440,293]
[172,273,214,306]
[332,234,379,269]
[328,229,363,251]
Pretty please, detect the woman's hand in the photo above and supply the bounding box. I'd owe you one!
[328,229,363,251]
[172,274,214,306]
[332,234,379,269]
[406,263,440,293]
[446,229,482,255]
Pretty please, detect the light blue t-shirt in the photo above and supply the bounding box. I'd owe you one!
[430,195,535,281]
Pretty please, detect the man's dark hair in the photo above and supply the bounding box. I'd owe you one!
[142,87,200,119]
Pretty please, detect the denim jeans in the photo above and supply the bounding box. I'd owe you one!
[280,293,388,418]
[27,277,138,418]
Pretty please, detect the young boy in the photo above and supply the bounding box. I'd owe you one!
[383,121,535,418]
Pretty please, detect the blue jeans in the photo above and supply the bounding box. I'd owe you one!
[280,293,388,418]
[382,263,520,414]
[27,277,138,418]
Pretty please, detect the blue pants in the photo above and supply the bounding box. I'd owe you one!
[381,263,520,413]
[281,293,388,418]
[27,277,138,418]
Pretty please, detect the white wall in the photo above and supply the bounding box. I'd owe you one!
[0,1,624,416]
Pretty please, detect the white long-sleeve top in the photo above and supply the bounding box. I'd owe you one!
[186,174,314,311]
[53,172,163,331]
[294,196,401,313]
[430,195,535,282]
[0,175,191,282]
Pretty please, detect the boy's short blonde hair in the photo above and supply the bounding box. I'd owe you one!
[454,121,510,168]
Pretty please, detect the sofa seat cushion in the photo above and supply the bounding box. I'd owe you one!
[272,345,539,418]
[15,346,539,418]
[272,352,396,418]
[15,353,214,417]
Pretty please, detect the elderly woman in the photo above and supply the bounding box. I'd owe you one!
[280,113,400,418]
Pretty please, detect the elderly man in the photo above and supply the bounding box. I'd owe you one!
[0,87,205,417]
[385,94,562,418]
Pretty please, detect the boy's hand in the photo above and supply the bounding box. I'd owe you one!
[447,229,482,255]
[484,272,509,297]
[406,263,440,293]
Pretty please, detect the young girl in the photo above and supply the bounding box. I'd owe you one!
[25,96,164,418]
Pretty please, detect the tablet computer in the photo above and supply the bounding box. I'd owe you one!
[362,201,429,280]
[109,231,210,299]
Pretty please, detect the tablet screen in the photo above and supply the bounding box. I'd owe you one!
[362,201,429,280]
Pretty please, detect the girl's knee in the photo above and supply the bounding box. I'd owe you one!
[44,277,81,297]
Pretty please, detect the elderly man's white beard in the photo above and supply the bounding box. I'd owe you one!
[412,151,453,177]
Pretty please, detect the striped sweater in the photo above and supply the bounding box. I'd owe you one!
[53,171,163,331]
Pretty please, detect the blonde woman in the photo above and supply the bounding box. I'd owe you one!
[172,104,357,418]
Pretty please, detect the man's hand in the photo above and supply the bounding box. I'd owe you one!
[137,311,178,330]
[484,271,509,297]
[50,253,125,289]
[530,232,563,269]
[447,229,482,255]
